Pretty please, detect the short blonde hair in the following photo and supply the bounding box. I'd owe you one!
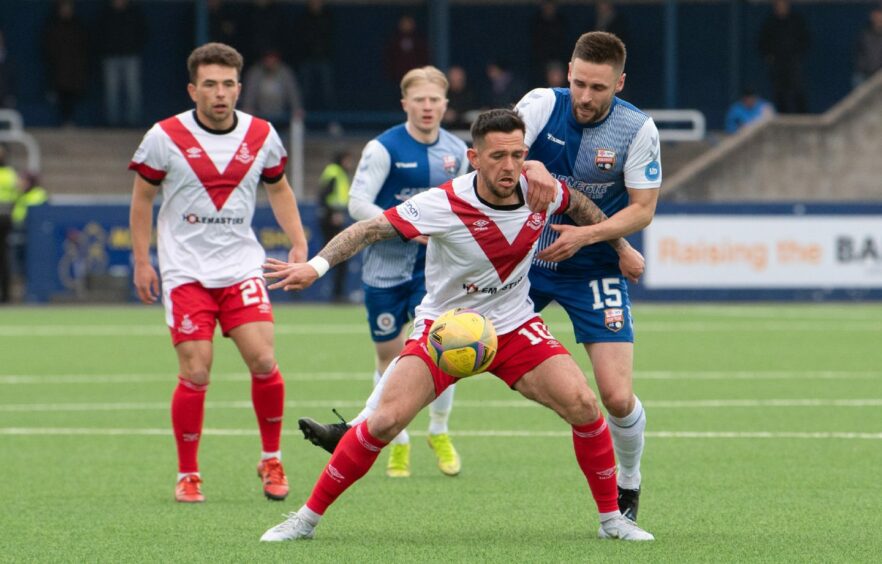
[400,66,449,98]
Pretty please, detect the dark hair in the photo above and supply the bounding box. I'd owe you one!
[187,42,244,83]
[571,31,627,73]
[470,109,526,146]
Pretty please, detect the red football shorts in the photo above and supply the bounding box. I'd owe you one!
[165,277,274,345]
[400,315,570,397]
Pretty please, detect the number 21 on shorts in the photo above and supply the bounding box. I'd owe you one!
[240,278,270,306]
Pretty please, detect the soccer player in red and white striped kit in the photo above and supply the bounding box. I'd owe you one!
[260,109,652,541]
[129,43,308,503]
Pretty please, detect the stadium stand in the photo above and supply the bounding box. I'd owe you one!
[664,70,882,202]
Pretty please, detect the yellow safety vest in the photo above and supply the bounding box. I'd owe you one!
[0,166,18,207]
[13,186,48,226]
[320,163,350,209]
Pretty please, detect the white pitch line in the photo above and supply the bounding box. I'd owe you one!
[1,370,879,385]
[1,321,881,337]
[1,427,881,440]
[2,398,882,412]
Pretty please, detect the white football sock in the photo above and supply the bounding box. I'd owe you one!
[350,368,388,426]
[177,471,200,482]
[428,384,455,435]
[607,396,646,490]
[298,505,322,526]
[261,451,281,461]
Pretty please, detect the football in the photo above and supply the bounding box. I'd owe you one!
[426,308,498,378]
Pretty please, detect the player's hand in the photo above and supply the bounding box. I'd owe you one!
[618,245,645,283]
[523,160,556,212]
[288,245,307,264]
[263,257,318,291]
[133,262,160,304]
[535,224,596,263]
[413,235,429,245]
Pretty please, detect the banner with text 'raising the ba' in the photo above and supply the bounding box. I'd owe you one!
[635,203,882,301]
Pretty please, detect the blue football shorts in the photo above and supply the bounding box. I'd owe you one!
[363,276,426,342]
[528,267,634,344]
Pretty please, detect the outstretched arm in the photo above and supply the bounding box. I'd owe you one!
[537,189,647,282]
[264,214,399,291]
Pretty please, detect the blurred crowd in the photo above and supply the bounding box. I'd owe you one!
[0,0,880,131]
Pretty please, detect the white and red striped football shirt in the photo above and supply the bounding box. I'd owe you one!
[384,171,569,336]
[129,110,287,291]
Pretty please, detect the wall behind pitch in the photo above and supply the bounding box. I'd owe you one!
[23,202,362,303]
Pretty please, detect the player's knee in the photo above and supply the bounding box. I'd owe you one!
[248,354,277,376]
[181,369,210,387]
[560,390,601,426]
[600,390,634,418]
[367,411,407,442]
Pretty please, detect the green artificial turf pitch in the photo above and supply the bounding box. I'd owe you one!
[1,303,881,562]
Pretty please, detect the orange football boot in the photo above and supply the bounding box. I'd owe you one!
[257,458,289,500]
[175,474,204,503]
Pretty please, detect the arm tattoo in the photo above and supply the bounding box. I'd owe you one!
[565,190,630,253]
[317,215,398,267]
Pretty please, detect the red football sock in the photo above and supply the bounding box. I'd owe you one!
[171,377,207,474]
[252,365,285,453]
[306,422,387,515]
[572,416,620,514]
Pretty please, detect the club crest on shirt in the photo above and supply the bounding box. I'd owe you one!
[595,149,616,171]
[179,314,199,335]
[235,142,255,164]
[186,147,203,159]
[604,308,624,332]
[526,212,544,230]
[442,154,458,177]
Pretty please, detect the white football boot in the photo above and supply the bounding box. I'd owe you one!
[598,514,655,541]
[260,511,317,542]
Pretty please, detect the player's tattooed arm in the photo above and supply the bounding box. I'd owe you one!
[538,190,645,282]
[264,215,398,291]
[561,190,629,253]
[318,215,397,268]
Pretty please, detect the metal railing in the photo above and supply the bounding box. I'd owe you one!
[0,109,41,173]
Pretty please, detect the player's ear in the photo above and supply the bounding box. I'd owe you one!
[187,82,197,102]
[466,147,479,170]
[616,72,626,93]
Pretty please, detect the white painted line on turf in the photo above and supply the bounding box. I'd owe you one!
[1,370,879,385]
[2,428,882,440]
[3,398,882,412]
[2,320,882,337]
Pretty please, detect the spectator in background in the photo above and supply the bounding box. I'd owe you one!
[317,151,352,303]
[294,0,336,110]
[758,0,810,114]
[207,0,240,48]
[0,30,17,109]
[241,51,303,126]
[0,144,21,303]
[384,15,428,87]
[42,0,89,126]
[854,5,882,87]
[484,60,525,109]
[97,0,148,126]
[442,65,476,130]
[10,173,48,291]
[545,60,567,88]
[594,1,630,47]
[725,87,775,133]
[530,0,570,84]
[245,0,288,68]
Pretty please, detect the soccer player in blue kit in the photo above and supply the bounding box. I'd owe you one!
[516,31,662,522]
[299,66,470,478]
